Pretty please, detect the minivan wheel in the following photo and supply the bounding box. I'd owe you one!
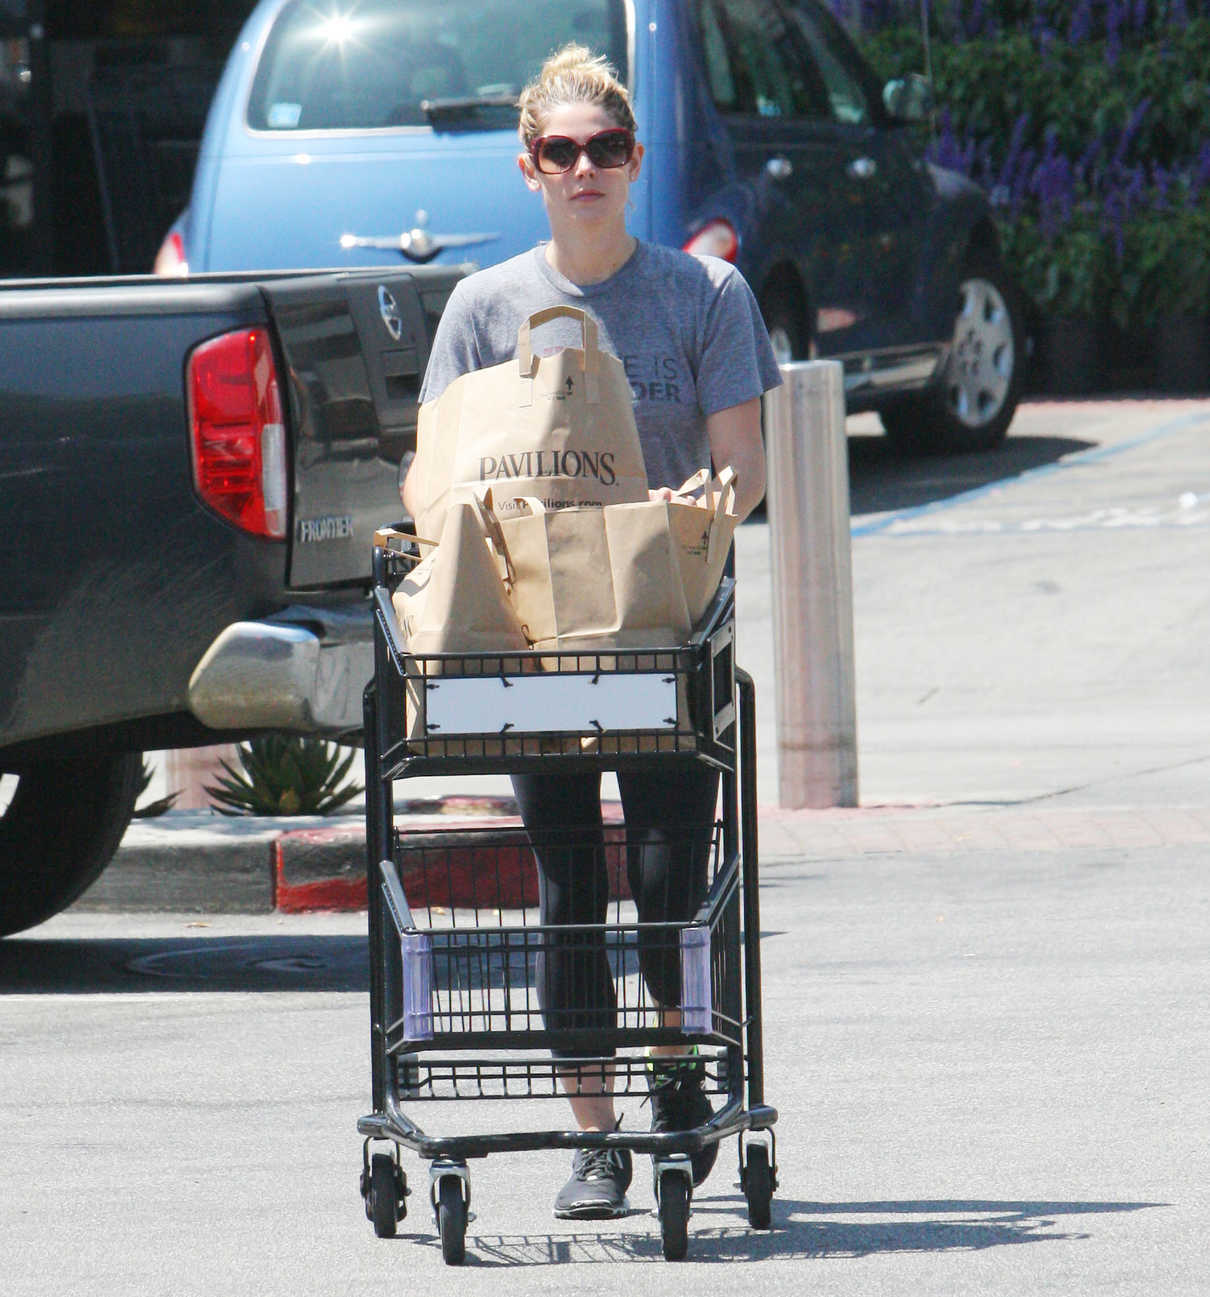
[758,287,809,515]
[761,286,808,365]
[881,255,1024,455]
[0,752,142,937]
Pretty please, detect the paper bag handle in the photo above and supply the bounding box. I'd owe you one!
[671,465,737,567]
[468,487,504,539]
[672,465,736,513]
[516,307,603,407]
[376,523,440,549]
[372,525,440,562]
[516,305,600,376]
[673,467,712,497]
[706,466,737,566]
[470,487,518,583]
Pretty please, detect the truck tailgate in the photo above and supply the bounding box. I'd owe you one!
[260,266,464,588]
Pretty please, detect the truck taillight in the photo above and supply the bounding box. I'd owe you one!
[682,219,739,262]
[188,328,288,540]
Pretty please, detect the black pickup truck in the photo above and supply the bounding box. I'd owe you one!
[0,264,464,936]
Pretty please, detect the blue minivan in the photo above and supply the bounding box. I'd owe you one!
[161,0,1024,454]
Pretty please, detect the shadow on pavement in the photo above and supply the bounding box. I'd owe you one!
[442,1196,1161,1266]
[847,433,1096,520]
[0,934,369,994]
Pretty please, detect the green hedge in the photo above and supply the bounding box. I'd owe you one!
[851,8,1210,332]
[861,18,1210,171]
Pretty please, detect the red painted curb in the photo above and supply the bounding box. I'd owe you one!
[273,802,627,913]
[273,821,365,915]
[273,852,368,915]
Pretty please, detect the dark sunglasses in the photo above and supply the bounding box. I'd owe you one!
[530,128,635,175]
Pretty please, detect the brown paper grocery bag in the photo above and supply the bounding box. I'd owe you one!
[666,466,738,624]
[390,497,532,745]
[410,305,649,537]
[495,496,693,654]
[391,496,528,661]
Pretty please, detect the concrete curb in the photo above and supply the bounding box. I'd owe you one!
[78,821,283,915]
[78,797,629,915]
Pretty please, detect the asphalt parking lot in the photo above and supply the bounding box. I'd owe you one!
[2,397,1208,1293]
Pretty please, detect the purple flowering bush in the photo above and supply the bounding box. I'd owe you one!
[849,2,1210,336]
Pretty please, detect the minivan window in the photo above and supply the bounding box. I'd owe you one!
[247,0,629,131]
[693,0,827,120]
[695,0,740,113]
[788,0,872,125]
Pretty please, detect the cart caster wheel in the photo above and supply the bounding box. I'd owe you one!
[742,1143,774,1230]
[369,1152,406,1238]
[657,1169,690,1261]
[437,1176,468,1265]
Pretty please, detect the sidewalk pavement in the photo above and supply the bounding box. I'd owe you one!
[75,396,1210,918]
[75,798,1210,916]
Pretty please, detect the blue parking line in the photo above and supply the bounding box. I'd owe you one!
[851,408,1210,538]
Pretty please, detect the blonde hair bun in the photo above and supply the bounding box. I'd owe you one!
[518,43,635,145]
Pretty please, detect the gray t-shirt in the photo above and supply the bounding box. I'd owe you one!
[419,242,782,491]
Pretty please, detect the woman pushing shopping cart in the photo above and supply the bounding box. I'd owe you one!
[359,43,780,1263]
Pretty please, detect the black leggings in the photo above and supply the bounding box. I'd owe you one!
[512,764,719,1057]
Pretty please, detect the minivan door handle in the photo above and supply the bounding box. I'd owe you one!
[847,156,877,180]
[765,156,793,181]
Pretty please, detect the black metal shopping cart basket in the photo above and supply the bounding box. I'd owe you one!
[357,537,779,1262]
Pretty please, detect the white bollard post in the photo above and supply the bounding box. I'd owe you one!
[762,360,858,808]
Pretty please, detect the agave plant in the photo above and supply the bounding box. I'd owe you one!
[205,735,364,817]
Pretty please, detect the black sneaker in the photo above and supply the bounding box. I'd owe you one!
[647,1054,717,1187]
[553,1146,633,1219]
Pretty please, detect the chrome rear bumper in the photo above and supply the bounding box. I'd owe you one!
[188,604,372,737]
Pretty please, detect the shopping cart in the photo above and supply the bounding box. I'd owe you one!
[357,534,779,1263]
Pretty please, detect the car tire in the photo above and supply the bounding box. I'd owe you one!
[761,284,809,365]
[0,752,143,937]
[757,285,809,515]
[881,254,1024,455]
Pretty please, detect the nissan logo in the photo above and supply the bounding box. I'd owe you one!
[377,285,404,342]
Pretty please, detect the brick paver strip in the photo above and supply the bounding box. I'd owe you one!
[1138,807,1210,843]
[758,805,1210,858]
